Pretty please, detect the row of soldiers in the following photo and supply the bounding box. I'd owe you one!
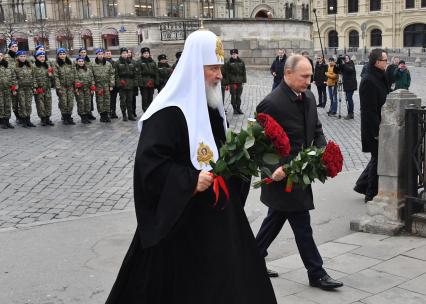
[0,41,177,128]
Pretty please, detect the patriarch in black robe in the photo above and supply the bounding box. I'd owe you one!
[105,29,277,304]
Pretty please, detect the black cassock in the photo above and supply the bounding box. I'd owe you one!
[105,106,277,304]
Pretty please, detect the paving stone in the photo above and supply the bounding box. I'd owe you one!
[334,232,389,246]
[402,245,426,261]
[295,285,371,304]
[351,242,416,261]
[281,267,347,285]
[341,269,407,294]
[399,273,426,296]
[317,242,359,258]
[271,277,309,298]
[324,253,382,274]
[269,254,305,270]
[372,255,426,279]
[361,287,426,304]
[277,295,318,304]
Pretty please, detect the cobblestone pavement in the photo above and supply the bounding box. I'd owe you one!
[0,66,424,229]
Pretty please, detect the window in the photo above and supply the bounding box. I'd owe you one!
[302,4,309,20]
[285,3,293,19]
[404,23,426,47]
[422,0,426,7]
[348,0,358,13]
[349,30,359,47]
[200,0,214,18]
[57,0,71,21]
[167,0,184,17]
[370,28,382,46]
[79,0,90,18]
[370,0,381,11]
[103,0,117,17]
[406,0,415,8]
[102,28,119,48]
[12,0,26,23]
[328,30,338,47]
[135,0,153,16]
[328,0,337,14]
[226,0,235,18]
[34,0,47,20]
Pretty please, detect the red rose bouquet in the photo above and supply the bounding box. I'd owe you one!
[282,141,343,192]
[10,85,17,92]
[90,85,97,92]
[34,87,45,95]
[146,80,154,88]
[74,82,83,89]
[119,79,127,87]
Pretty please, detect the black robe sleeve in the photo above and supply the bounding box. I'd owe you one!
[134,107,199,248]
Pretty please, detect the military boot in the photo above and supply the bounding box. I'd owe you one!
[41,117,47,126]
[0,119,7,129]
[128,113,136,121]
[4,119,14,129]
[88,112,96,120]
[46,117,54,126]
[27,117,36,127]
[122,111,128,121]
[62,114,69,125]
[110,111,118,119]
[105,112,111,123]
[81,115,89,124]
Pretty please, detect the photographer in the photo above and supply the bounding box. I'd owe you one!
[313,56,328,107]
[336,55,357,120]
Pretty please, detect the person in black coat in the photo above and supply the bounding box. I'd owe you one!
[385,56,400,91]
[313,56,327,107]
[338,55,357,119]
[270,49,287,90]
[255,55,343,290]
[354,49,389,202]
[302,51,315,90]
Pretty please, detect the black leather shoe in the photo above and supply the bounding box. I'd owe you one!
[364,195,374,203]
[353,185,366,195]
[310,275,343,290]
[267,268,279,278]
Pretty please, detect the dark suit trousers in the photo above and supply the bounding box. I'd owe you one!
[355,151,378,198]
[256,208,327,281]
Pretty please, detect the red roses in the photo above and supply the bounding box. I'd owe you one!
[34,87,45,95]
[322,141,343,178]
[256,113,291,158]
[74,82,83,89]
[119,79,127,87]
[10,85,17,92]
[146,80,154,88]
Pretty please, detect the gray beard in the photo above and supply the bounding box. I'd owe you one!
[205,83,221,109]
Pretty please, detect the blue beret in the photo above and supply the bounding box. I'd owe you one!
[8,41,18,48]
[35,51,45,57]
[76,56,85,61]
[79,47,87,52]
[57,48,66,55]
[35,44,44,51]
[95,48,104,54]
[16,50,26,56]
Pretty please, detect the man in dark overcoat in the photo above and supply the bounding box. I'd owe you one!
[354,49,389,202]
[270,49,287,90]
[338,55,357,119]
[255,55,343,290]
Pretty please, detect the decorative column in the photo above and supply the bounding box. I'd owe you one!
[351,90,422,235]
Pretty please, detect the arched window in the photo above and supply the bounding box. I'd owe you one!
[328,0,337,14]
[406,0,415,8]
[370,0,381,11]
[81,29,93,49]
[285,3,293,19]
[348,0,358,13]
[302,4,309,20]
[328,30,338,48]
[102,28,119,48]
[404,23,426,47]
[370,29,382,46]
[135,0,154,16]
[103,0,117,17]
[349,30,359,47]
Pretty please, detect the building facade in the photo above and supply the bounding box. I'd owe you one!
[312,0,426,53]
[0,0,312,52]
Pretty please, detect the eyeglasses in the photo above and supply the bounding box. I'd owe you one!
[379,59,388,62]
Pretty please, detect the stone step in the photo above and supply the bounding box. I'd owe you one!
[412,212,426,237]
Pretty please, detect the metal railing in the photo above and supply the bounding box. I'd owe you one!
[405,106,426,231]
[159,21,199,41]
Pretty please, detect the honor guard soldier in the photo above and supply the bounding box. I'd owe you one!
[137,47,159,112]
[32,50,54,126]
[78,47,96,120]
[115,47,136,121]
[74,56,96,124]
[54,48,76,125]
[172,51,182,69]
[5,41,20,123]
[92,48,115,123]
[15,51,36,128]
[0,50,17,129]
[157,54,172,92]
[224,49,246,115]
[127,48,139,117]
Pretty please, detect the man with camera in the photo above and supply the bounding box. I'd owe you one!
[336,55,357,120]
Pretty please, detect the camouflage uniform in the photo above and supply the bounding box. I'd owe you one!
[4,51,19,118]
[74,64,95,121]
[32,60,54,124]
[224,56,247,114]
[157,62,173,92]
[15,60,35,125]
[0,60,17,128]
[137,57,159,112]
[92,58,114,119]
[53,57,76,122]
[106,58,119,118]
[115,57,136,121]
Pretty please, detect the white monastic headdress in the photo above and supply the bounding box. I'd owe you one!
[138,29,227,171]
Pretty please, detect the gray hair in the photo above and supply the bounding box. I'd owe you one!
[284,55,308,71]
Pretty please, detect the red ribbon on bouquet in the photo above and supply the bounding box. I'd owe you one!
[209,173,230,207]
[285,179,293,193]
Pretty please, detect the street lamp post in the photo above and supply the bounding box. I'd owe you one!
[330,5,337,54]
